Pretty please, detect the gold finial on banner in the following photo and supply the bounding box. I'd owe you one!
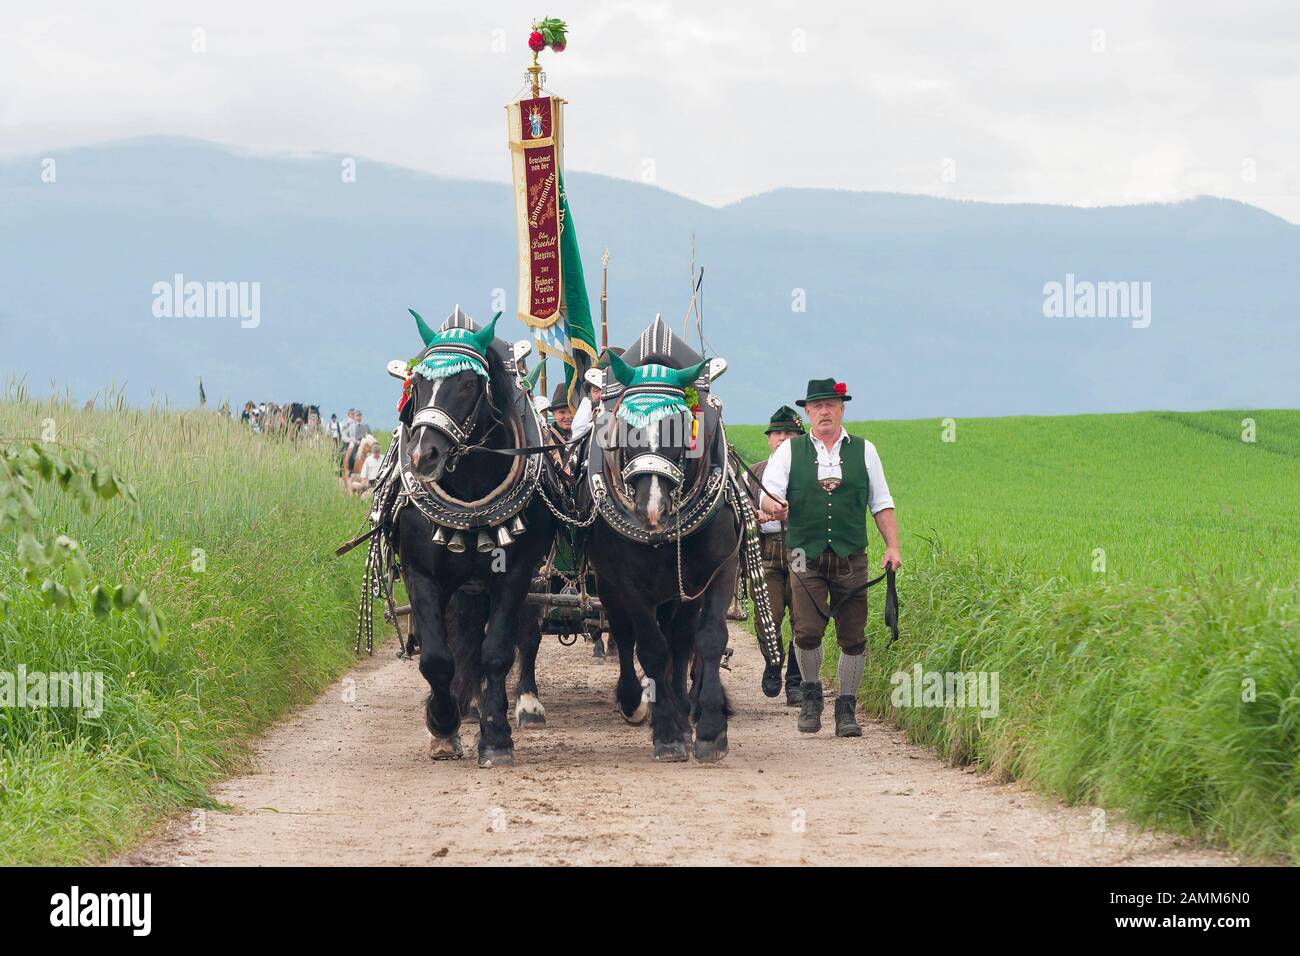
[526,50,544,98]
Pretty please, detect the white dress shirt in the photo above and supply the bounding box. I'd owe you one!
[744,464,784,534]
[570,395,595,440]
[761,427,894,516]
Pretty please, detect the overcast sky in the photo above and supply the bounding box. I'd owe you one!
[3,1,1298,222]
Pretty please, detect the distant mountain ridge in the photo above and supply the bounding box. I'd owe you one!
[2,136,1296,423]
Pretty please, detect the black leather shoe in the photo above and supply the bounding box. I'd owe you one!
[797,682,824,733]
[761,662,783,698]
[834,695,862,737]
[785,684,803,707]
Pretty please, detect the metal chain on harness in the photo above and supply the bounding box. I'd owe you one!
[536,478,600,527]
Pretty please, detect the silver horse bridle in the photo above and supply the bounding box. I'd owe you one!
[407,347,496,470]
[411,404,479,447]
[621,453,684,486]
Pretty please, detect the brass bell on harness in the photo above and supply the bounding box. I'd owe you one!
[496,525,515,547]
[446,531,466,553]
[431,525,448,546]
[476,530,495,553]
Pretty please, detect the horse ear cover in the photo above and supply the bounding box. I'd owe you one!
[409,309,438,347]
[608,350,707,390]
[470,312,502,354]
[608,349,636,387]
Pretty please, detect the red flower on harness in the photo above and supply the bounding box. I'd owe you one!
[397,374,413,413]
[833,381,847,396]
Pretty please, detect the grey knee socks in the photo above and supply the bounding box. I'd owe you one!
[794,645,824,685]
[837,650,866,697]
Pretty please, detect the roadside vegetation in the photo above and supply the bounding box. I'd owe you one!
[0,386,370,864]
[731,409,1300,862]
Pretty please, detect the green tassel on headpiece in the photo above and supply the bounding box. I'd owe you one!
[607,351,707,429]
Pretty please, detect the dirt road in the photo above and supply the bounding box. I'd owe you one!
[121,624,1231,866]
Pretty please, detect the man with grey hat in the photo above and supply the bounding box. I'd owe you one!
[761,378,901,738]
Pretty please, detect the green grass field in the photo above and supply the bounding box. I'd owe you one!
[731,409,1300,862]
[0,391,369,865]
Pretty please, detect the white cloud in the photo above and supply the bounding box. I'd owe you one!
[2,0,1297,222]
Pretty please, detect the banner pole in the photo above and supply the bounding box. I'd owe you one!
[600,248,609,351]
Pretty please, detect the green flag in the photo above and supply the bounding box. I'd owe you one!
[558,171,598,411]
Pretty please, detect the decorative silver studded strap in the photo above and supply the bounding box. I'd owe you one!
[594,463,726,545]
[410,405,472,445]
[398,440,542,532]
[621,453,684,485]
[726,469,783,671]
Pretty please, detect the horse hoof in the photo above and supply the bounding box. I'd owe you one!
[591,638,605,659]
[478,746,515,768]
[694,733,729,764]
[621,699,650,725]
[428,733,464,760]
[653,740,689,762]
[514,693,547,728]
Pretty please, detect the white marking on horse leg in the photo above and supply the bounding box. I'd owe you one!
[624,675,653,724]
[515,692,545,719]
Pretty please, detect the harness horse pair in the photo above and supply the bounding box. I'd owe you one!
[345,309,782,766]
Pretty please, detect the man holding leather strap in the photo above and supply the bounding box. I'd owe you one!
[745,405,809,706]
[761,378,901,737]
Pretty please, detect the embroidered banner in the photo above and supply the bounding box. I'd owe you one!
[506,94,597,410]
[508,96,563,328]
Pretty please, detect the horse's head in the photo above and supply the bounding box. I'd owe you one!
[606,350,708,531]
[402,309,501,482]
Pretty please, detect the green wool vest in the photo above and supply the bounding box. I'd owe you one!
[785,433,869,558]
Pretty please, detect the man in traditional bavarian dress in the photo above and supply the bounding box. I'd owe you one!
[546,383,575,441]
[745,405,808,706]
[761,378,901,737]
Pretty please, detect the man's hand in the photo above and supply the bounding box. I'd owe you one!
[765,500,788,521]
[873,508,901,571]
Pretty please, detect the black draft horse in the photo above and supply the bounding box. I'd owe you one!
[585,351,740,763]
[397,309,554,768]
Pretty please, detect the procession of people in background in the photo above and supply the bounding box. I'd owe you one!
[232,399,384,496]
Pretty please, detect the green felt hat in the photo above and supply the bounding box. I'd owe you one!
[795,377,851,406]
[765,405,805,434]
